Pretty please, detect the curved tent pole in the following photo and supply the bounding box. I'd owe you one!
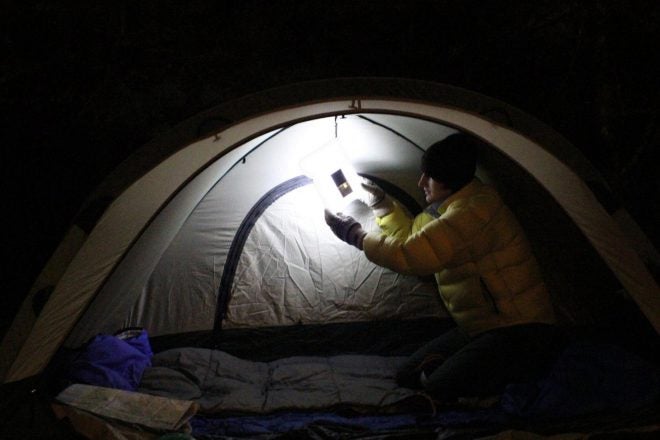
[214,176,312,332]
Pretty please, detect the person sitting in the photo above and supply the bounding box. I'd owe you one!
[325,132,566,402]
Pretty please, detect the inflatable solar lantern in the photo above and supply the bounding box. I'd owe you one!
[300,139,365,213]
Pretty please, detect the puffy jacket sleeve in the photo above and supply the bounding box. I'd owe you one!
[363,220,453,276]
[374,201,414,240]
[363,197,492,276]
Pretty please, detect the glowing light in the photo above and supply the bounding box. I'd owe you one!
[299,139,366,213]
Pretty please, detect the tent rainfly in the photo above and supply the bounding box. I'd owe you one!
[1,78,659,437]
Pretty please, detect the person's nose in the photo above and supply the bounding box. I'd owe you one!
[417,173,427,189]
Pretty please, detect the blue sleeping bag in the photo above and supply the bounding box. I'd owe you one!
[67,328,153,391]
[501,341,660,419]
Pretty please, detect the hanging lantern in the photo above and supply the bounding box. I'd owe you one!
[299,138,365,213]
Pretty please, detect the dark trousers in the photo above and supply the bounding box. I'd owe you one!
[396,323,566,401]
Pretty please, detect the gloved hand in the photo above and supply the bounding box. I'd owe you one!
[361,180,394,217]
[324,210,366,249]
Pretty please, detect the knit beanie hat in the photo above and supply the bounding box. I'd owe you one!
[421,133,479,192]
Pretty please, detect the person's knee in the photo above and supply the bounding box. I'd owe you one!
[396,366,422,389]
[396,353,448,390]
[421,354,502,400]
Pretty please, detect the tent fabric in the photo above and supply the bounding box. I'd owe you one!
[224,188,444,328]
[3,79,659,387]
[147,317,456,363]
[0,225,87,380]
[216,175,314,327]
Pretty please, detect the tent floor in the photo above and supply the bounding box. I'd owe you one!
[149,317,457,360]
[16,317,657,439]
[142,318,660,440]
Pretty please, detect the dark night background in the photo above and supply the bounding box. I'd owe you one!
[2,0,659,340]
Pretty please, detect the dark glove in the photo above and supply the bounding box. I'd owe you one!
[324,210,366,249]
[361,180,394,217]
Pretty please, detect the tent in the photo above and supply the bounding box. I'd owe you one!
[2,78,659,438]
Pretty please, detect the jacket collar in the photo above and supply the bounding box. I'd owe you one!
[432,178,483,216]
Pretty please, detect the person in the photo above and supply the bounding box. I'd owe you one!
[325,132,566,402]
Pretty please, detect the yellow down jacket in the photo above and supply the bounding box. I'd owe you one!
[362,178,556,336]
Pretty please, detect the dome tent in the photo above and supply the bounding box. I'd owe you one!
[1,78,659,437]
